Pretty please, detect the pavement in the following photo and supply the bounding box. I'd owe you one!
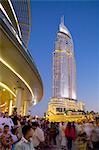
[44,144,77,150]
[45,146,61,150]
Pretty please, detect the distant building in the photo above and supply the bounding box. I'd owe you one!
[48,17,85,116]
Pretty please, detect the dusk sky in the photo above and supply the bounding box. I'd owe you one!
[28,1,99,116]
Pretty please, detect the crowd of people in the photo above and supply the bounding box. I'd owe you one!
[0,108,99,150]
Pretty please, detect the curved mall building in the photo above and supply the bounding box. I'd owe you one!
[0,0,43,115]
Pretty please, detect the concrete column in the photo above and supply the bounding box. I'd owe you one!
[16,87,23,114]
[23,100,30,115]
[9,99,12,115]
[23,100,27,116]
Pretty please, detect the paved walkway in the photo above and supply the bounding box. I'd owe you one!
[45,145,77,150]
[45,146,61,150]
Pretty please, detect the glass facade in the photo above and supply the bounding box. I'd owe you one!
[11,0,31,47]
[52,18,76,99]
[48,17,85,117]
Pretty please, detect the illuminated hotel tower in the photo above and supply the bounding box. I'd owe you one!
[52,16,76,99]
[48,17,84,116]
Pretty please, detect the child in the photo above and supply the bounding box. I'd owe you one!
[1,125,13,150]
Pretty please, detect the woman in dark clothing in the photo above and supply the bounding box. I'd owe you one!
[11,108,19,125]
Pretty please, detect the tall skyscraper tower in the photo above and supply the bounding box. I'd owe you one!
[48,16,84,116]
[52,16,76,99]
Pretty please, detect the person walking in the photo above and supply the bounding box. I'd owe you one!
[2,112,14,130]
[15,125,35,150]
[32,122,45,150]
[65,122,76,150]
[77,130,87,150]
[60,122,67,150]
[49,122,57,145]
[90,125,99,150]
[11,108,19,125]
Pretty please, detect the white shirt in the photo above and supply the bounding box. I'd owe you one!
[11,134,18,143]
[0,117,5,131]
[60,124,66,137]
[15,137,35,150]
[0,117,5,125]
[3,117,14,129]
[32,127,44,147]
[84,123,93,138]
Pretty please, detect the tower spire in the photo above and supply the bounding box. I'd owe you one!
[59,15,70,36]
[61,15,64,25]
